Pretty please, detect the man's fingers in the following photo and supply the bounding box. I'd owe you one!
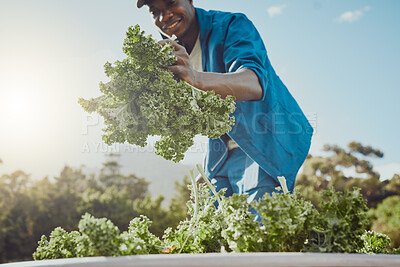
[169,40,186,52]
[158,39,170,46]
[174,54,189,65]
[158,39,186,52]
[168,65,180,74]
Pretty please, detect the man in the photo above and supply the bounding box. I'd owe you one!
[137,0,313,202]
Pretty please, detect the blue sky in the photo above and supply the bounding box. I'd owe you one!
[0,0,399,180]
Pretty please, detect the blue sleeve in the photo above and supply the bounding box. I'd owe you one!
[223,14,269,101]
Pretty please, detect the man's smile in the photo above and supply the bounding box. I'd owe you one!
[163,18,182,31]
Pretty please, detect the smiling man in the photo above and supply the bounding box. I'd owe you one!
[137,0,313,203]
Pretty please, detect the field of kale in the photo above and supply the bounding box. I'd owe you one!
[31,165,399,259]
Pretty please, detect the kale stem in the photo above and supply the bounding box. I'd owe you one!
[178,169,200,254]
[277,176,289,194]
[196,164,221,206]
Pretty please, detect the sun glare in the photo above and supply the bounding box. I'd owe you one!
[4,92,29,116]
[0,80,39,140]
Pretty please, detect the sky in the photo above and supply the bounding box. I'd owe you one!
[0,0,399,181]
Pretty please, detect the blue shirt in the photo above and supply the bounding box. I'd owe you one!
[195,7,313,189]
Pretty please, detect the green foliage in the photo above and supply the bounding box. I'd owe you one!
[163,171,372,254]
[357,231,391,254]
[120,215,162,255]
[77,213,121,257]
[369,195,400,248]
[0,159,187,263]
[3,142,399,262]
[254,190,318,252]
[32,177,382,259]
[133,195,169,237]
[79,25,235,162]
[220,194,262,252]
[304,188,369,253]
[295,142,400,253]
[33,214,162,260]
[32,228,81,260]
[162,183,226,253]
[167,175,191,227]
[296,142,389,209]
[384,174,400,196]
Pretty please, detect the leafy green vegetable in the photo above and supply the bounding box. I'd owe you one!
[119,215,162,255]
[33,213,162,260]
[35,175,386,259]
[79,25,236,162]
[220,194,263,252]
[33,228,80,260]
[304,187,370,253]
[254,190,318,252]
[77,213,121,256]
[162,181,226,253]
[357,230,391,254]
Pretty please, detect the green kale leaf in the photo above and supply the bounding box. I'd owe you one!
[79,25,236,162]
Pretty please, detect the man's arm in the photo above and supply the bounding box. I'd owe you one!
[194,68,262,102]
[159,40,263,102]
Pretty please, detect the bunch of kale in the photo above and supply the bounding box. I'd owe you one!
[33,214,162,259]
[79,25,236,162]
[34,175,397,258]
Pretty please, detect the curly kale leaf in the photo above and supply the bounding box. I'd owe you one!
[357,230,391,254]
[77,213,121,257]
[162,182,227,253]
[79,25,236,162]
[253,190,318,252]
[220,194,264,253]
[33,213,162,260]
[33,228,81,260]
[119,215,163,255]
[303,187,370,253]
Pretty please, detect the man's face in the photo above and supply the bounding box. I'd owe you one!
[147,0,195,39]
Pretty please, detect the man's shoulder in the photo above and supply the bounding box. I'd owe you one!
[196,7,249,25]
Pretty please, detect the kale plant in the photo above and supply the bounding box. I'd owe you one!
[79,25,236,162]
[33,228,81,260]
[253,190,318,252]
[34,171,380,259]
[357,230,391,254]
[77,213,121,257]
[119,215,163,255]
[220,194,264,252]
[33,213,162,260]
[304,187,370,253]
[162,170,227,253]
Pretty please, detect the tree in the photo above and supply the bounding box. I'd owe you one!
[132,175,191,237]
[384,174,400,197]
[369,195,400,248]
[0,171,35,262]
[0,159,157,263]
[296,141,390,209]
[167,175,191,227]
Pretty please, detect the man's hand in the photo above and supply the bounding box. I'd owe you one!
[158,39,263,102]
[158,39,200,87]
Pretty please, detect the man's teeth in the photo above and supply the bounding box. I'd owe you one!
[168,20,179,29]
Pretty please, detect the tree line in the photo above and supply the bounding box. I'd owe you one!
[0,158,190,263]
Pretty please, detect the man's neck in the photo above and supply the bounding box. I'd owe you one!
[178,13,199,54]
